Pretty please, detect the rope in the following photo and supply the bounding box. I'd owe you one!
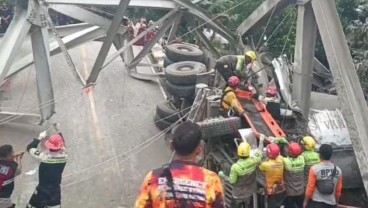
[256,3,278,50]
[61,113,188,187]
[16,66,32,112]
[260,5,296,51]
[168,0,247,46]
[280,11,297,56]
[64,104,195,148]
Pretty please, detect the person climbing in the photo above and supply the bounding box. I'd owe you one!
[220,76,246,117]
[215,51,257,82]
[303,144,343,208]
[259,143,286,208]
[282,142,305,208]
[218,134,266,208]
[26,128,67,208]
[135,122,224,208]
[0,144,22,208]
[301,136,320,188]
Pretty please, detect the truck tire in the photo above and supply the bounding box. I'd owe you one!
[156,101,181,123]
[154,113,173,131]
[165,81,196,98]
[163,56,174,68]
[197,117,242,140]
[166,43,204,62]
[165,61,206,85]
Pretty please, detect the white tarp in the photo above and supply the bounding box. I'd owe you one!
[308,109,352,146]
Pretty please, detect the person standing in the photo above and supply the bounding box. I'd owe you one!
[135,122,224,208]
[259,143,286,208]
[301,136,320,187]
[303,144,343,208]
[0,2,13,33]
[282,142,305,208]
[218,134,265,208]
[26,130,67,208]
[0,144,22,208]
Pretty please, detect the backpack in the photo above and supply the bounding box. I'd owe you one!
[316,165,337,195]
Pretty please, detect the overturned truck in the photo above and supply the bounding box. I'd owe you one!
[153,43,367,207]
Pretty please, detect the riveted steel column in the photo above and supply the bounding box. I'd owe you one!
[292,1,317,117]
[87,0,130,85]
[312,0,368,195]
[0,0,31,85]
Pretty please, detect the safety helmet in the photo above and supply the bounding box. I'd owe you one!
[288,142,302,158]
[237,142,251,157]
[302,136,316,150]
[228,76,240,87]
[266,86,278,97]
[45,134,64,151]
[267,143,280,159]
[245,51,257,61]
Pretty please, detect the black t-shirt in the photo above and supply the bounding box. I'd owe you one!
[1,7,13,25]
[0,159,18,198]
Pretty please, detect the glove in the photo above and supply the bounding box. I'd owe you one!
[218,171,226,178]
[259,134,267,143]
[274,137,288,144]
[38,131,47,140]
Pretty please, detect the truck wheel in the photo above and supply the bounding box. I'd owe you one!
[163,56,175,68]
[165,61,206,85]
[197,117,242,140]
[165,81,196,98]
[156,101,181,123]
[154,113,173,131]
[166,43,204,62]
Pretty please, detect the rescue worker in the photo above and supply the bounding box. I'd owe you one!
[215,51,257,82]
[221,76,246,117]
[301,136,320,187]
[26,130,67,208]
[282,142,305,208]
[259,143,286,208]
[0,144,22,208]
[135,122,224,207]
[218,134,266,208]
[303,144,343,208]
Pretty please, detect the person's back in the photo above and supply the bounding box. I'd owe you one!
[282,142,305,208]
[135,122,224,208]
[301,136,320,187]
[260,155,285,195]
[303,144,343,208]
[136,161,223,207]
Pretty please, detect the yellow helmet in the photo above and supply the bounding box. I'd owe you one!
[302,136,316,150]
[245,51,257,61]
[237,142,251,157]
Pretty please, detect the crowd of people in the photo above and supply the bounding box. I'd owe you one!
[134,123,343,208]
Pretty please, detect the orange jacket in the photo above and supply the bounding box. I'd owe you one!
[135,161,224,208]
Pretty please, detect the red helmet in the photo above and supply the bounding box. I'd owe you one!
[266,86,277,96]
[228,76,240,87]
[288,142,302,158]
[267,143,280,159]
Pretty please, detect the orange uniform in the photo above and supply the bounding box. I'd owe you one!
[135,161,224,208]
[259,156,285,195]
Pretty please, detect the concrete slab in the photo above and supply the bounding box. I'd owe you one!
[0,42,171,207]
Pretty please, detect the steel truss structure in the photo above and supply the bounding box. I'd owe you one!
[1,0,368,194]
